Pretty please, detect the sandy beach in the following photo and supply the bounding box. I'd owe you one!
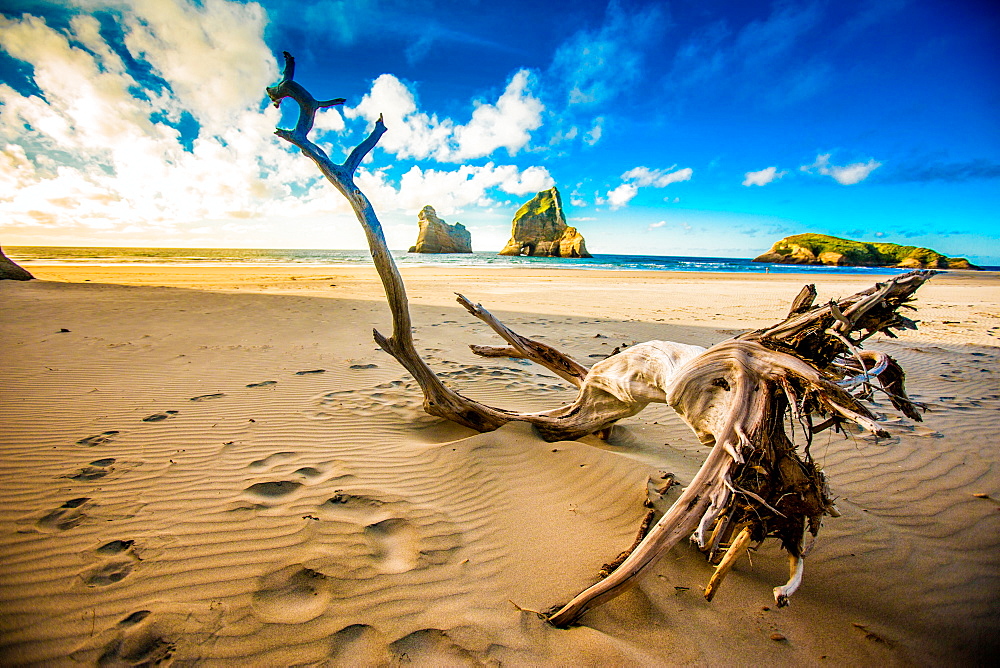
[1,265,998,665]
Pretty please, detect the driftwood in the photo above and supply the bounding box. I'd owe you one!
[267,54,932,628]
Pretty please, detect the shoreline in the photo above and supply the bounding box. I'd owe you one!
[23,263,1000,347]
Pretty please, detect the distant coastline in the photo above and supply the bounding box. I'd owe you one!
[5,246,973,275]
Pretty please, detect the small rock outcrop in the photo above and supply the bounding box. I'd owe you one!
[0,246,33,280]
[753,233,978,270]
[499,187,591,258]
[408,206,473,254]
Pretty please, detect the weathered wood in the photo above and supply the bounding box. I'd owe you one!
[457,293,590,387]
[704,525,752,601]
[266,57,934,628]
[787,283,817,316]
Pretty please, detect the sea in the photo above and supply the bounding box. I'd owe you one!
[5,246,932,275]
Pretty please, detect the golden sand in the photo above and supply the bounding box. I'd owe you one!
[1,265,997,664]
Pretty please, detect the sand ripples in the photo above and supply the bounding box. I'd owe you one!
[2,279,997,664]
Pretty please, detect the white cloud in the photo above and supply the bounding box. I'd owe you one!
[498,165,555,195]
[313,106,346,134]
[648,220,667,231]
[120,0,277,133]
[0,1,553,243]
[0,144,38,195]
[344,73,455,161]
[606,165,692,209]
[742,166,786,186]
[606,182,639,209]
[801,153,881,185]
[345,70,543,162]
[583,117,604,146]
[622,166,693,187]
[0,2,309,235]
[292,162,554,219]
[395,163,553,214]
[451,70,543,161]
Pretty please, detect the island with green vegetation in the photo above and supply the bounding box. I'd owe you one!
[498,187,591,258]
[753,233,978,269]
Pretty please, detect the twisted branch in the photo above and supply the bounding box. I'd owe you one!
[266,56,934,628]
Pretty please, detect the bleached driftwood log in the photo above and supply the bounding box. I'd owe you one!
[267,54,932,628]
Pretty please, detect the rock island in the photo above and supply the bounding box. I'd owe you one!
[498,187,591,258]
[408,205,473,254]
[753,233,977,269]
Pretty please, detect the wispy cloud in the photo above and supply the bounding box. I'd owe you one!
[743,166,787,186]
[648,220,666,231]
[622,166,693,187]
[606,165,692,209]
[881,159,1000,183]
[284,0,518,66]
[667,2,830,106]
[549,0,666,108]
[583,117,604,146]
[801,153,880,185]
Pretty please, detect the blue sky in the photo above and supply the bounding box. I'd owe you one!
[1,0,998,262]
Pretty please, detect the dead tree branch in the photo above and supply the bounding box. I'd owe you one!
[457,293,590,386]
[267,57,934,628]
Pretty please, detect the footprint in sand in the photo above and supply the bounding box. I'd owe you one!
[251,564,334,623]
[81,538,140,587]
[62,457,116,481]
[389,628,480,665]
[142,410,178,422]
[247,451,353,479]
[237,455,352,515]
[244,480,304,499]
[328,625,392,665]
[36,497,91,532]
[317,492,462,573]
[94,611,176,664]
[189,393,225,402]
[96,539,135,555]
[243,454,323,504]
[70,605,223,664]
[248,451,297,469]
[365,518,420,574]
[76,430,120,447]
[71,610,172,665]
[82,560,134,586]
[311,381,437,423]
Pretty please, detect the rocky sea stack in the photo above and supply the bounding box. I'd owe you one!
[753,233,978,270]
[408,205,473,254]
[0,246,33,280]
[498,187,591,258]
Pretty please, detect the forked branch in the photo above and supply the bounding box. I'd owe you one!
[267,57,934,629]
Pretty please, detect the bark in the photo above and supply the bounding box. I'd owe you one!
[267,56,934,627]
